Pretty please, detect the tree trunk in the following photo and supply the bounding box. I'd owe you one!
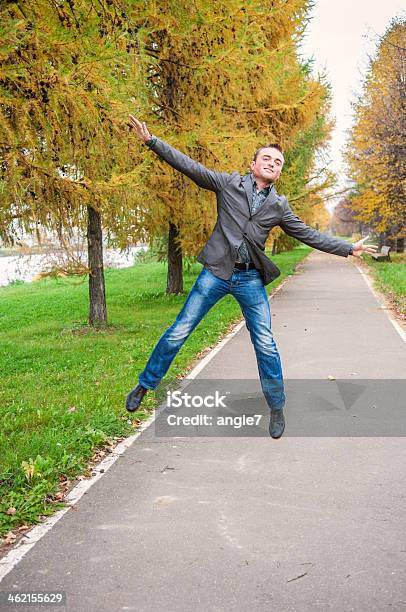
[272,239,278,256]
[396,237,404,253]
[166,221,183,294]
[87,205,107,325]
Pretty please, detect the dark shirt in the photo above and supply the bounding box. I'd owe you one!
[236,175,271,263]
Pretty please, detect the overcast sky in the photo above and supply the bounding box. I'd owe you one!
[300,1,405,188]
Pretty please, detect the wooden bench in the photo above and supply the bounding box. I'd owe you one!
[370,245,391,262]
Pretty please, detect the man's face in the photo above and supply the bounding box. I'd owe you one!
[250,147,284,184]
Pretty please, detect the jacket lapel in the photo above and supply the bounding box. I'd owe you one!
[241,175,253,215]
[241,174,280,218]
[251,184,280,217]
[263,184,280,207]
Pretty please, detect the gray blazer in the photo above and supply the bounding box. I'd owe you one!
[147,137,352,285]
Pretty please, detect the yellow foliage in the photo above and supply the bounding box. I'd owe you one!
[0,0,333,257]
[345,18,406,239]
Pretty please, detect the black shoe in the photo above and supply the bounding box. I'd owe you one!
[126,384,148,412]
[269,409,285,439]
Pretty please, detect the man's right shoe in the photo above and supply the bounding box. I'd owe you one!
[269,409,285,439]
[126,384,148,412]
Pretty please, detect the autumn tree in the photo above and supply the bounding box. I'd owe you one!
[0,0,336,307]
[345,18,406,252]
[0,0,148,324]
[128,0,333,291]
[273,98,335,251]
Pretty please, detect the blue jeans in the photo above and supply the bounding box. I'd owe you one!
[139,267,285,411]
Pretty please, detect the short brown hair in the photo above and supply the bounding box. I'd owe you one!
[253,143,284,161]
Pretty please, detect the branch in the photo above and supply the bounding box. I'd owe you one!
[322,187,353,202]
[306,167,332,183]
[18,155,91,189]
[223,95,315,114]
[288,185,351,204]
[369,28,406,52]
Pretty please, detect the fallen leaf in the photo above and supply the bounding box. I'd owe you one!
[3,531,17,544]
[6,507,16,516]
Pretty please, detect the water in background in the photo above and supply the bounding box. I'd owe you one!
[0,246,147,287]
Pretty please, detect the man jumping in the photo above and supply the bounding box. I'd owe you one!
[126,115,377,438]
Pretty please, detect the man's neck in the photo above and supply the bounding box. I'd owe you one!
[252,174,272,192]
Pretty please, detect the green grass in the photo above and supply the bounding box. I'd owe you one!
[0,246,310,536]
[364,252,406,314]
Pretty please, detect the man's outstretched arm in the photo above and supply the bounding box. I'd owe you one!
[279,200,378,258]
[129,115,230,192]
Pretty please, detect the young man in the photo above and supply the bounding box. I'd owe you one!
[126,115,377,438]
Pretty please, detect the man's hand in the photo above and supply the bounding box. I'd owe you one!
[352,235,378,258]
[129,114,152,143]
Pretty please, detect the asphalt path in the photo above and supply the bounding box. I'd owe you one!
[1,251,405,612]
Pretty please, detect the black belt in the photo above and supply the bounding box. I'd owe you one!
[233,262,257,271]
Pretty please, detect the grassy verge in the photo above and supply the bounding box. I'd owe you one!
[0,246,310,538]
[363,252,406,315]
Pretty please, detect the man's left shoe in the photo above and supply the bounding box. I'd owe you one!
[269,409,285,439]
